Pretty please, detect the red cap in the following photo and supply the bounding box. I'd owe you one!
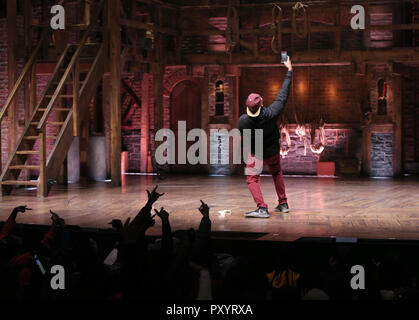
[246,93,263,117]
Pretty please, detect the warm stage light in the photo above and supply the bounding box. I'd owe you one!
[297,80,306,95]
[328,82,337,99]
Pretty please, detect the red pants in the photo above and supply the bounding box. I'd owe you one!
[246,153,287,208]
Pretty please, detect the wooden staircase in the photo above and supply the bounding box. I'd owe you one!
[0,0,106,197]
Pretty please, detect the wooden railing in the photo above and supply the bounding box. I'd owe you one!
[45,43,106,183]
[36,0,105,134]
[0,30,47,124]
[0,29,48,173]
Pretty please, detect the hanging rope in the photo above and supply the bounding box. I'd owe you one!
[292,2,308,39]
[295,112,308,156]
[310,118,326,155]
[226,6,239,55]
[270,4,283,54]
[279,116,291,158]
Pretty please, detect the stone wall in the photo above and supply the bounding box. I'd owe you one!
[371,133,393,177]
[279,127,361,175]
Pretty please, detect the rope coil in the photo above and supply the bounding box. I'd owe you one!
[226,6,239,54]
[279,116,291,158]
[310,119,326,155]
[292,2,308,39]
[295,112,308,155]
[271,4,283,54]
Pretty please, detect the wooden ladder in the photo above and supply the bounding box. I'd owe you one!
[0,0,106,197]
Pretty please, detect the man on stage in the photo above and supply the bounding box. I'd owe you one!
[238,56,293,218]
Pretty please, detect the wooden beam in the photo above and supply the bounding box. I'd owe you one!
[334,1,341,55]
[153,5,165,145]
[135,0,177,10]
[38,130,47,197]
[181,48,419,65]
[181,0,418,10]
[73,61,80,137]
[152,62,164,144]
[30,64,37,112]
[182,23,419,37]
[121,78,142,108]
[119,18,179,36]
[109,0,122,187]
[84,0,91,25]
[391,73,402,177]
[7,0,17,157]
[140,73,150,173]
[24,0,32,127]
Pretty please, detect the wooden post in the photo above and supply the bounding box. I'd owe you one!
[152,5,165,151]
[30,64,37,112]
[334,2,341,55]
[152,63,164,150]
[24,0,32,127]
[7,0,17,156]
[84,0,91,25]
[253,14,260,57]
[56,95,68,186]
[41,0,49,59]
[108,0,122,186]
[38,129,47,197]
[73,61,80,136]
[140,73,151,173]
[391,73,402,177]
[363,2,371,49]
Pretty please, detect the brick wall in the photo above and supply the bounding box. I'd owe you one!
[240,65,362,124]
[104,67,191,173]
[402,64,419,172]
[238,65,363,175]
[0,18,8,169]
[207,66,233,120]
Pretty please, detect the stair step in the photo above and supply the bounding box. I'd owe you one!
[9,165,40,170]
[31,122,65,126]
[16,150,39,155]
[24,136,40,140]
[38,108,72,112]
[24,135,58,140]
[45,94,73,98]
[1,180,38,186]
[51,82,85,86]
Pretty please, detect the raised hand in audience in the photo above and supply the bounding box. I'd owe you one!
[199,200,210,219]
[119,218,139,245]
[13,205,32,213]
[155,207,170,223]
[155,207,173,254]
[50,210,65,228]
[109,219,123,232]
[147,185,165,205]
[132,185,164,226]
[0,206,32,240]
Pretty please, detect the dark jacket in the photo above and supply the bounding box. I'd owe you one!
[238,71,292,159]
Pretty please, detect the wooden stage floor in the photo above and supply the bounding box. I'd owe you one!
[1,174,419,241]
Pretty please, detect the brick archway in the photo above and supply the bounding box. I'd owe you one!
[162,69,201,128]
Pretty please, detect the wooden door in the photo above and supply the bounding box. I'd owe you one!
[170,80,203,173]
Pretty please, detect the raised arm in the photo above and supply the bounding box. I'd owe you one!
[0,206,31,240]
[155,207,173,255]
[264,56,293,119]
[131,185,165,226]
